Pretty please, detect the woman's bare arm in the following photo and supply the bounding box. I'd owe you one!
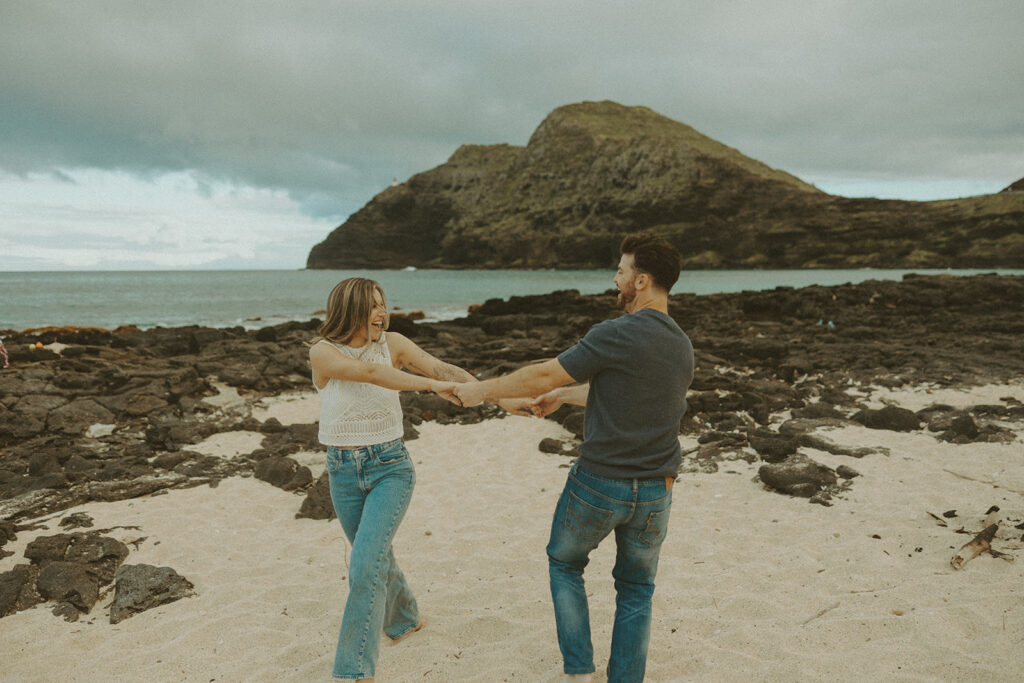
[310,342,456,397]
[388,332,477,381]
[388,332,533,415]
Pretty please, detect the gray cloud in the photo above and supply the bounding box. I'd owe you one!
[2,0,1022,226]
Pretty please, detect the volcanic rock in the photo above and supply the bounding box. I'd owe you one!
[46,399,116,436]
[259,423,320,456]
[254,457,313,491]
[748,432,799,462]
[297,473,336,521]
[758,457,838,497]
[835,465,861,479]
[24,532,129,583]
[36,561,100,615]
[1,273,1021,523]
[852,405,921,432]
[109,564,194,624]
[0,564,42,617]
[1001,177,1024,193]
[58,512,94,529]
[538,438,580,458]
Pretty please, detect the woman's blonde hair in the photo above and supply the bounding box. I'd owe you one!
[316,277,389,345]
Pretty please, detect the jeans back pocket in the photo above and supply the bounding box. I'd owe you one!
[565,491,614,543]
[638,507,671,547]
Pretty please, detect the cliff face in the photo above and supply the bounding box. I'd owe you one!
[307,101,1024,269]
[1002,178,1024,193]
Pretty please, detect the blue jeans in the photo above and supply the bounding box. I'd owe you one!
[327,439,419,680]
[546,462,673,683]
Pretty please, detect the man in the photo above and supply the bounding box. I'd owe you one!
[454,233,694,682]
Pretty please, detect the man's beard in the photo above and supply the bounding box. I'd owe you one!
[616,289,635,311]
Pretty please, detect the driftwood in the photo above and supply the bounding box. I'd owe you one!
[951,524,998,570]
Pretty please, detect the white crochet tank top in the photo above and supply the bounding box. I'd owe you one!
[314,337,405,447]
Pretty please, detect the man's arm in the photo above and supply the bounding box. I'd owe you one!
[454,358,574,407]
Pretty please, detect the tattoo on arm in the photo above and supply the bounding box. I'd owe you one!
[405,356,475,382]
[436,363,475,382]
[403,359,430,377]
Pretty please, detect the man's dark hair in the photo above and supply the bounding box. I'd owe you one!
[619,233,681,292]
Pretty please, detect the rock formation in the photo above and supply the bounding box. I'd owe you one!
[307,101,1024,270]
[1,273,1020,524]
[1002,177,1024,193]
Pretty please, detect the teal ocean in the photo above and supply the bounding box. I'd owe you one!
[1,268,1020,332]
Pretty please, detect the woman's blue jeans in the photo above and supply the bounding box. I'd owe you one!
[546,462,673,683]
[327,439,419,680]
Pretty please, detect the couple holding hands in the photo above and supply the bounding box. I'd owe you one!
[310,233,694,682]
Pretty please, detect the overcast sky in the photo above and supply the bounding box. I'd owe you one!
[2,1,1022,270]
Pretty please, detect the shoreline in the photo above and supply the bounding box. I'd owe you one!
[4,269,1022,334]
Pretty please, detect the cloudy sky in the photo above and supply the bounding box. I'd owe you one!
[2,1,1022,270]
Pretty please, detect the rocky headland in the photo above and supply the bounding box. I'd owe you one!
[307,101,1024,270]
[1,274,1023,623]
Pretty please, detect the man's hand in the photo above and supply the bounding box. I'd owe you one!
[453,382,488,407]
[530,388,565,417]
[497,397,534,417]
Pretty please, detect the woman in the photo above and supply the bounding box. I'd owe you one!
[310,277,501,681]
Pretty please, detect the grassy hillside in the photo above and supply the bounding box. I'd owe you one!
[308,101,1024,269]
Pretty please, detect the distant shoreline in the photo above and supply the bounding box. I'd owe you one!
[5,265,1024,274]
[4,268,1023,334]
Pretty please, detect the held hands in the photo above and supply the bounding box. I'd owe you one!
[451,384,532,415]
[497,397,534,417]
[452,382,487,408]
[430,380,462,406]
[446,383,555,417]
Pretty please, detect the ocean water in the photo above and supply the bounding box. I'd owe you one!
[1,268,1019,332]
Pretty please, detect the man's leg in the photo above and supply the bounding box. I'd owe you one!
[546,468,623,675]
[606,494,671,683]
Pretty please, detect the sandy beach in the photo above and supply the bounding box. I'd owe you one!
[2,380,1022,682]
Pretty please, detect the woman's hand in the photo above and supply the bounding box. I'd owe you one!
[530,388,565,417]
[430,380,463,406]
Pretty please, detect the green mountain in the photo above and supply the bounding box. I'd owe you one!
[307,101,1024,269]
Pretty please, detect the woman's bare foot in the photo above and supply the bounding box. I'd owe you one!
[563,675,594,682]
[388,619,424,644]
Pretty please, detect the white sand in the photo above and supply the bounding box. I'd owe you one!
[2,383,1023,682]
[250,390,320,425]
[190,430,266,459]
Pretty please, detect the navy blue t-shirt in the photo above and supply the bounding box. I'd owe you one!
[557,308,694,479]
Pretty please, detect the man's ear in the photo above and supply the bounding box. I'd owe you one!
[634,271,652,291]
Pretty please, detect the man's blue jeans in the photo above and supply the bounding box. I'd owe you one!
[546,462,673,683]
[327,439,420,680]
